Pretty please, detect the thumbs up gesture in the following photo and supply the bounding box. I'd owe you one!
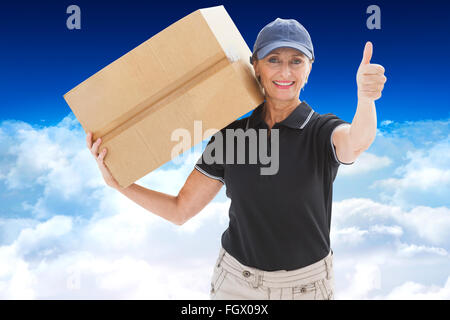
[356,41,387,101]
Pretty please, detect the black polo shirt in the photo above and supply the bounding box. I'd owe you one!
[195,101,354,271]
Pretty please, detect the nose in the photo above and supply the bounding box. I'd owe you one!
[280,61,292,78]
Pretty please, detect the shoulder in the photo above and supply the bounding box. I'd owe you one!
[310,112,342,124]
[308,112,349,131]
[206,118,248,143]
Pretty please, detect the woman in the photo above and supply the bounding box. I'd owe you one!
[87,18,386,299]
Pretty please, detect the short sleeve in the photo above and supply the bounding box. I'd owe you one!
[315,113,355,166]
[194,131,225,184]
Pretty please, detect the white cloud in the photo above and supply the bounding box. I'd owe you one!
[380,120,393,126]
[0,218,39,245]
[333,198,450,246]
[0,117,91,192]
[1,114,449,300]
[381,277,450,300]
[0,113,227,299]
[143,150,203,196]
[0,201,228,298]
[177,200,230,234]
[331,224,404,248]
[0,116,107,219]
[331,227,368,246]
[396,243,448,258]
[337,263,381,299]
[13,215,72,256]
[369,128,450,208]
[401,206,450,245]
[331,197,449,299]
[83,206,162,252]
[0,245,36,299]
[54,254,211,299]
[370,225,403,237]
[373,147,450,191]
[335,252,450,300]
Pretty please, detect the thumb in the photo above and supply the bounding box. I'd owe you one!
[361,41,373,65]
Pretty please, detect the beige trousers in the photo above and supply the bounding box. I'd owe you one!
[210,247,334,300]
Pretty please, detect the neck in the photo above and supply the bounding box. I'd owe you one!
[263,97,301,129]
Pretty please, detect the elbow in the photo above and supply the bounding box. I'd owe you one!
[354,145,369,154]
[173,197,189,226]
[358,141,374,152]
[349,127,376,153]
[170,195,183,226]
[174,208,198,226]
[352,138,374,154]
[173,210,186,226]
[350,138,373,159]
[174,220,184,226]
[173,194,201,226]
[363,134,376,150]
[174,215,186,226]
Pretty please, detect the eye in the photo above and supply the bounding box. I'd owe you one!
[268,57,279,63]
[292,59,303,64]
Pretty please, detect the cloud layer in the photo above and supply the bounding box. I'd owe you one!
[0,114,449,299]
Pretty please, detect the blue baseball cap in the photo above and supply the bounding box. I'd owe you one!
[251,18,314,64]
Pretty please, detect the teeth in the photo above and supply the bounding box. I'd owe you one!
[274,81,294,86]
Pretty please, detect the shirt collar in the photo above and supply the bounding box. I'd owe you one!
[246,100,315,130]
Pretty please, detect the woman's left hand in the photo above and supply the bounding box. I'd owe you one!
[356,41,387,101]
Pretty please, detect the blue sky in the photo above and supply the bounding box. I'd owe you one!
[0,0,449,299]
[1,0,449,125]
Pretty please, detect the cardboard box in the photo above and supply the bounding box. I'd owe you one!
[63,5,264,188]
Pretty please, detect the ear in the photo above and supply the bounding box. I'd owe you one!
[253,59,259,75]
[306,61,312,80]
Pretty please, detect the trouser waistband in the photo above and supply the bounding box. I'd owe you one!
[216,248,333,289]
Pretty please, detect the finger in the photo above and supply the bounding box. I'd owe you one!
[362,81,385,89]
[360,75,387,85]
[363,74,386,81]
[361,41,373,65]
[97,148,107,162]
[86,132,92,149]
[360,63,385,75]
[361,74,386,82]
[91,138,102,156]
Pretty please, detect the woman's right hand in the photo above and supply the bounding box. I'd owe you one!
[86,131,121,190]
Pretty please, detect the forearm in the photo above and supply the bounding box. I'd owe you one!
[349,98,377,151]
[115,183,182,225]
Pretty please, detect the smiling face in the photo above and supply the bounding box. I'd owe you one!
[253,47,312,103]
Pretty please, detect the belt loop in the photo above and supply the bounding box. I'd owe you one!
[217,248,226,267]
[251,270,262,288]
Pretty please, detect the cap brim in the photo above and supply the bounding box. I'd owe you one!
[257,41,313,60]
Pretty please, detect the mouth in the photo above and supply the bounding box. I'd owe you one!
[273,81,295,89]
